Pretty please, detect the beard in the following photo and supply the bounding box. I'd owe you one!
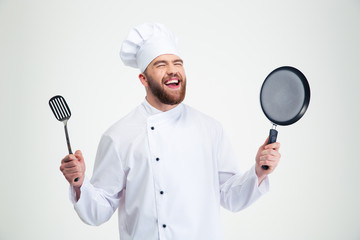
[145,72,186,105]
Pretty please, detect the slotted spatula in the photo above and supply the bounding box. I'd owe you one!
[49,95,79,182]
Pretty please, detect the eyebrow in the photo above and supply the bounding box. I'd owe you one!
[153,59,183,66]
[153,60,167,66]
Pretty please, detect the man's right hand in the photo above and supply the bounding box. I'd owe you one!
[60,150,86,188]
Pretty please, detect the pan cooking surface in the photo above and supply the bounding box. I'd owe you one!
[260,68,308,125]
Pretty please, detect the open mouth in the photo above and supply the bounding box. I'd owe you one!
[164,79,180,89]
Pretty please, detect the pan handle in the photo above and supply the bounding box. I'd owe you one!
[261,128,278,170]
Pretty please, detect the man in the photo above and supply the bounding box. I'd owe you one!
[60,23,281,240]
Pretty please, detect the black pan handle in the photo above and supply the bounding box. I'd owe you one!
[261,128,278,170]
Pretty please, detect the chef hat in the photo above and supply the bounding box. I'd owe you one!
[120,22,180,73]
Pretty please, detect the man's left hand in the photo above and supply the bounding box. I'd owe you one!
[255,137,281,184]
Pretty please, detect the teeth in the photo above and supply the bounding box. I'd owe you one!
[165,79,179,85]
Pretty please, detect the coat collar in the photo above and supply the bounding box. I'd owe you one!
[141,99,184,124]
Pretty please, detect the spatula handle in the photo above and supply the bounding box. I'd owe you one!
[64,123,72,154]
[64,123,79,182]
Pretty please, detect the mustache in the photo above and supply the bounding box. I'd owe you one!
[162,73,183,82]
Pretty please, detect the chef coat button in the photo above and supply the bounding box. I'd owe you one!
[156,157,160,161]
[151,126,155,130]
[162,224,167,228]
[160,191,164,195]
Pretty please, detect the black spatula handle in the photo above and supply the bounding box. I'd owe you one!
[64,124,79,182]
[64,124,72,155]
[261,129,278,170]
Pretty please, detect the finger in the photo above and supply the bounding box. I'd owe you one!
[74,150,84,162]
[61,154,77,164]
[61,161,78,169]
[261,149,281,158]
[258,157,279,168]
[62,165,81,174]
[60,158,81,173]
[265,142,280,150]
[65,173,81,183]
[259,152,281,164]
[259,154,279,162]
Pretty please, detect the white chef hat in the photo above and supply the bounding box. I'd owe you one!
[120,22,180,73]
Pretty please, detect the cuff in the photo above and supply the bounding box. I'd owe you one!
[252,165,270,194]
[69,175,90,205]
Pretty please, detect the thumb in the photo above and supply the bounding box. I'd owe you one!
[74,150,84,162]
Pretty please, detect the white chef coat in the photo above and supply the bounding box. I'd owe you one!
[71,100,269,240]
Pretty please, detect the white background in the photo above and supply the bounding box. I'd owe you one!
[1,0,359,239]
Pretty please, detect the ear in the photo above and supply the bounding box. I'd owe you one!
[139,73,148,87]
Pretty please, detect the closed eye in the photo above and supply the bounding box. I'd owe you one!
[174,60,183,66]
[154,61,167,68]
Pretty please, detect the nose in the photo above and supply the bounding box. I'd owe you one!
[166,63,177,75]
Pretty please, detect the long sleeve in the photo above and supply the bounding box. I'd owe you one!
[69,135,126,226]
[219,165,269,212]
[216,126,269,212]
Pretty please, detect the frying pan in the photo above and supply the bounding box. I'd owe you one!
[260,66,310,170]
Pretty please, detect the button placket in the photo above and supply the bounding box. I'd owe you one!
[147,120,168,236]
[156,160,167,234]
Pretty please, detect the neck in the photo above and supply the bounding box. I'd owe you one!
[145,96,180,112]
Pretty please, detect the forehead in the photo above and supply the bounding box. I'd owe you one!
[150,54,182,64]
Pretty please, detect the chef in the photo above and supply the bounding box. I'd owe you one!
[60,22,281,240]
